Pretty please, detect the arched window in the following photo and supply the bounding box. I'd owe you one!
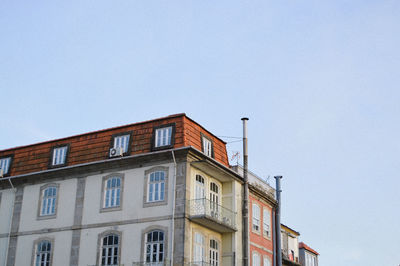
[195,175,205,199]
[40,186,58,216]
[34,240,52,266]
[104,176,121,208]
[145,230,165,264]
[209,182,220,216]
[100,234,120,266]
[209,239,219,266]
[148,171,166,202]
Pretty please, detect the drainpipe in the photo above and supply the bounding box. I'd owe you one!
[4,177,16,266]
[170,150,177,266]
[272,207,276,266]
[275,176,282,266]
[241,117,249,266]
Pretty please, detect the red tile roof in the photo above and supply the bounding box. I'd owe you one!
[299,242,319,255]
[0,113,229,177]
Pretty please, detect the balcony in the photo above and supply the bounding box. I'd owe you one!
[132,262,169,266]
[188,198,236,232]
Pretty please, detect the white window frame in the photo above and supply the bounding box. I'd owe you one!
[252,252,260,266]
[103,176,122,209]
[193,232,205,264]
[252,203,260,233]
[0,156,12,176]
[51,145,68,166]
[147,171,166,202]
[113,134,130,153]
[263,208,271,238]
[201,135,213,157]
[100,233,120,266]
[145,230,165,264]
[154,126,172,148]
[39,185,59,217]
[33,239,53,266]
[263,256,271,266]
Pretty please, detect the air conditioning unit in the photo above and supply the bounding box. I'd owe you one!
[109,147,124,157]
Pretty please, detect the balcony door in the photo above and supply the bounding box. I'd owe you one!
[209,182,220,219]
[194,175,205,215]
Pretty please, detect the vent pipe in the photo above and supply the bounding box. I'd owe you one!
[275,176,283,266]
[241,117,249,266]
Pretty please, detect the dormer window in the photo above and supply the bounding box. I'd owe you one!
[110,132,132,157]
[0,156,12,176]
[50,145,69,167]
[201,134,214,158]
[113,134,130,153]
[152,124,175,150]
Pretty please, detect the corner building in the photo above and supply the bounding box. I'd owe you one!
[0,114,243,266]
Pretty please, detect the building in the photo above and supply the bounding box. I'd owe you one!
[0,114,244,266]
[281,224,301,266]
[232,165,276,266]
[299,242,319,266]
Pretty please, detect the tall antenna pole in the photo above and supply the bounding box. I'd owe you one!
[241,117,249,266]
[275,175,283,266]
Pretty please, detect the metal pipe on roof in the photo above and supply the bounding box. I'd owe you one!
[275,176,283,266]
[241,117,249,266]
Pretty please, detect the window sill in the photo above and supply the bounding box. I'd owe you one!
[100,206,122,213]
[37,214,57,220]
[143,200,168,208]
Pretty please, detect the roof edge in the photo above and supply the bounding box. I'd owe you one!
[0,113,186,152]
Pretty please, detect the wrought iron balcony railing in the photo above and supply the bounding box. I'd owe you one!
[188,198,236,231]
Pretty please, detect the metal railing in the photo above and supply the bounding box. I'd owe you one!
[188,198,236,229]
[132,262,169,266]
[185,262,213,266]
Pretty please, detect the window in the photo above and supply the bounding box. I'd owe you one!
[111,132,131,155]
[209,182,220,216]
[145,230,165,264]
[100,234,120,266]
[195,175,205,199]
[209,239,219,266]
[103,176,122,209]
[263,257,271,266]
[147,171,166,202]
[153,124,174,149]
[50,145,68,166]
[34,239,52,266]
[201,134,213,157]
[0,156,12,176]
[193,232,205,264]
[39,185,59,218]
[263,208,271,238]
[252,252,260,266]
[143,167,169,207]
[252,203,260,232]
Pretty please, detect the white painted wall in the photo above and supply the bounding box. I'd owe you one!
[82,163,174,225]
[78,220,171,266]
[0,189,14,235]
[19,178,77,231]
[14,231,72,266]
[0,189,14,266]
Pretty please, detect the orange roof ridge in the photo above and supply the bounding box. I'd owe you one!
[299,242,319,255]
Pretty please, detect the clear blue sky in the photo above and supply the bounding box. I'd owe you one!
[1,1,399,265]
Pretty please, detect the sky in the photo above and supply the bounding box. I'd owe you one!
[1,0,399,265]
